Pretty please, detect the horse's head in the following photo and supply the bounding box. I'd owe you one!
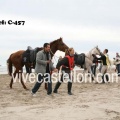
[56,37,69,52]
[91,46,101,56]
[50,37,69,53]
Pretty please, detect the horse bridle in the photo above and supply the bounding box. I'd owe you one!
[85,47,101,62]
[50,49,60,63]
[49,40,68,62]
[50,49,59,58]
[95,47,101,55]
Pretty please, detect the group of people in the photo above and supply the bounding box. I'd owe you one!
[95,49,111,83]
[91,50,120,83]
[31,43,119,96]
[31,43,75,96]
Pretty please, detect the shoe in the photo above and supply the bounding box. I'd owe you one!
[53,90,58,93]
[100,81,105,84]
[68,92,73,95]
[31,91,36,96]
[47,92,52,95]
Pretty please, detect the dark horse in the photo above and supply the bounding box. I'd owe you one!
[7,37,69,90]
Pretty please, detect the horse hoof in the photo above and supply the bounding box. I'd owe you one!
[79,78,82,81]
[24,88,29,90]
[10,85,12,89]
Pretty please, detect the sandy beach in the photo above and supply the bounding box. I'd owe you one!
[0,70,120,120]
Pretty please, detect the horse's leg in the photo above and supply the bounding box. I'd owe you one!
[20,77,28,90]
[10,78,13,88]
[79,68,84,81]
[19,68,28,90]
[10,70,17,88]
[29,66,32,73]
[87,64,95,81]
[45,83,48,90]
[25,64,30,74]
[84,57,94,82]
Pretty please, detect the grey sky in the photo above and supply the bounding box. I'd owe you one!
[0,0,120,65]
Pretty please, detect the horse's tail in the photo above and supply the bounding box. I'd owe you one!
[7,54,13,76]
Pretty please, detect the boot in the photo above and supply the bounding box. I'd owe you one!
[105,75,109,82]
[53,82,61,93]
[102,75,105,83]
[68,82,72,95]
[92,76,94,81]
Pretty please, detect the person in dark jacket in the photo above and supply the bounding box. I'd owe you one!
[53,48,75,95]
[91,55,98,77]
[95,49,109,83]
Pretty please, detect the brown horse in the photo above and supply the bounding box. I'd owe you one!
[8,37,69,90]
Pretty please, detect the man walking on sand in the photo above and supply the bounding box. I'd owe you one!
[31,43,57,95]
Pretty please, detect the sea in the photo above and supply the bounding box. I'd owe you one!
[0,65,115,75]
[0,65,8,74]
[0,65,82,75]
[0,65,27,74]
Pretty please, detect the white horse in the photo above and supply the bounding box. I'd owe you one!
[74,46,101,80]
[110,58,117,72]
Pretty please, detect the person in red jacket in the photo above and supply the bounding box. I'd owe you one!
[53,48,74,95]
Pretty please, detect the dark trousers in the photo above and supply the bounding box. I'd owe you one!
[117,64,120,76]
[102,74,109,83]
[91,65,96,76]
[54,73,72,93]
[32,73,52,94]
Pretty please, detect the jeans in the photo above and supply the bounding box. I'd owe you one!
[53,73,72,93]
[117,64,120,76]
[32,73,52,94]
[91,65,97,76]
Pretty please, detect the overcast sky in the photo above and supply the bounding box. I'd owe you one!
[0,0,120,65]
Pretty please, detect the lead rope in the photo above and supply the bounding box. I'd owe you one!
[50,49,61,63]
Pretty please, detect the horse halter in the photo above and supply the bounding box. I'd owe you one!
[95,47,101,55]
[90,46,101,55]
[50,49,56,57]
[85,46,101,62]
[95,47,101,54]
[50,49,59,63]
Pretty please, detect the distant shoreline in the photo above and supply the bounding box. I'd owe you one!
[0,74,8,76]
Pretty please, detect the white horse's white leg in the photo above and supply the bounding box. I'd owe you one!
[85,57,95,81]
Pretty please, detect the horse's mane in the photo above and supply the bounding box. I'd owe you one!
[38,47,43,49]
[49,38,62,45]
